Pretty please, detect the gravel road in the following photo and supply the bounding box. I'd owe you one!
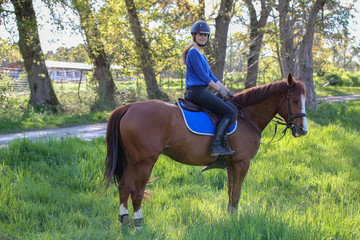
[1,94,359,147]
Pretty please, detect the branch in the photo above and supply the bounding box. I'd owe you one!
[0,7,15,14]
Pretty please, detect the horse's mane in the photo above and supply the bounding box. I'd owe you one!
[233,80,305,107]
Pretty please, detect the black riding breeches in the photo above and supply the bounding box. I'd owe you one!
[185,86,237,122]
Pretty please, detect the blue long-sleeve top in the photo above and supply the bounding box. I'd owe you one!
[185,48,218,89]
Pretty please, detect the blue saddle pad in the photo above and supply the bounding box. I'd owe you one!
[177,102,237,136]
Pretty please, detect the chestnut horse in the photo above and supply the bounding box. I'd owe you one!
[103,73,308,229]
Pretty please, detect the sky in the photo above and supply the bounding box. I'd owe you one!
[0,0,359,53]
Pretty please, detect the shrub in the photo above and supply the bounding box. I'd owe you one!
[322,69,360,87]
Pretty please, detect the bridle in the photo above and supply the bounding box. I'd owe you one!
[278,87,307,131]
[231,86,307,144]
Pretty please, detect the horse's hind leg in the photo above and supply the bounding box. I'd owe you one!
[118,160,155,230]
[131,162,155,230]
[118,165,135,226]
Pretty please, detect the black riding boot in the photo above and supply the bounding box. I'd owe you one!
[210,117,234,156]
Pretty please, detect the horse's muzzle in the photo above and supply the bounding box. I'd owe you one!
[292,125,308,137]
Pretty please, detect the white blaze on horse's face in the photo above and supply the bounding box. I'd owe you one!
[301,94,308,133]
[291,94,309,137]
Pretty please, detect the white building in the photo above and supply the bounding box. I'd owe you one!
[46,61,92,82]
[0,60,93,82]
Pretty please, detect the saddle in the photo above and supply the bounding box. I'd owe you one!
[176,98,237,171]
[177,98,236,128]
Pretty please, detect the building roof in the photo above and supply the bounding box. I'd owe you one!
[45,61,93,70]
[2,60,123,71]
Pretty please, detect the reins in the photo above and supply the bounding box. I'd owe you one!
[230,87,306,144]
[233,102,289,144]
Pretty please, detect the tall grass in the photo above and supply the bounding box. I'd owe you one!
[0,101,359,239]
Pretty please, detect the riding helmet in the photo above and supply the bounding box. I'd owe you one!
[191,21,210,35]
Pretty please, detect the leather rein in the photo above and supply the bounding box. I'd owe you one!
[231,87,307,144]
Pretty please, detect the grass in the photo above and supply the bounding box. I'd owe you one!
[0,100,359,239]
[315,85,360,97]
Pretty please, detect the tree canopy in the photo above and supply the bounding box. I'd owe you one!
[1,0,358,109]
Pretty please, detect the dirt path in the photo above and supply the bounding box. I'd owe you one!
[316,94,360,103]
[1,94,359,147]
[0,123,107,148]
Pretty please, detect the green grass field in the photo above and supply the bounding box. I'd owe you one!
[0,100,359,239]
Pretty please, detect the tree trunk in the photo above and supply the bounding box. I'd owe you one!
[272,14,285,78]
[73,0,117,110]
[279,0,297,77]
[244,0,272,89]
[11,0,60,112]
[211,0,234,81]
[298,0,325,109]
[125,0,168,100]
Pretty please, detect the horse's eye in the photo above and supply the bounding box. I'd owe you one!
[293,99,299,104]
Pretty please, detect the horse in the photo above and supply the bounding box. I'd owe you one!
[103,73,308,229]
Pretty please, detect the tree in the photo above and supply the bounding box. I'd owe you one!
[9,0,61,111]
[124,0,168,100]
[298,0,325,108]
[244,0,273,89]
[278,0,297,77]
[276,0,354,108]
[211,0,235,81]
[71,0,117,110]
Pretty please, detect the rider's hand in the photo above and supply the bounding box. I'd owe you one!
[227,91,234,98]
[218,88,227,98]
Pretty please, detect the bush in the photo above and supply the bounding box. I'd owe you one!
[322,69,360,87]
[0,74,12,109]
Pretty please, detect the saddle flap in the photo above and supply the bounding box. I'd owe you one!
[176,99,237,136]
[177,98,220,126]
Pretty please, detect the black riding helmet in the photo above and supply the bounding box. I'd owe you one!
[191,21,210,47]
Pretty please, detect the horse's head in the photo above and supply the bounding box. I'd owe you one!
[277,73,308,137]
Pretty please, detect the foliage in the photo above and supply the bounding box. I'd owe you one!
[2,0,359,98]
[314,68,360,87]
[0,73,11,106]
[0,39,21,67]
[45,44,90,63]
[0,100,359,239]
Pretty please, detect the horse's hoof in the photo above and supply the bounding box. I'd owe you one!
[134,218,143,231]
[227,203,238,214]
[119,214,131,226]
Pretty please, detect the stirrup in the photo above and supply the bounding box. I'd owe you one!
[201,155,228,172]
[202,142,234,172]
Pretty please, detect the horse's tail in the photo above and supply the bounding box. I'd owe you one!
[103,105,129,189]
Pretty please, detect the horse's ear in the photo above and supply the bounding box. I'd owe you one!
[287,73,294,86]
[298,77,303,83]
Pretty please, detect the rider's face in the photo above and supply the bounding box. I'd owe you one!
[195,33,208,45]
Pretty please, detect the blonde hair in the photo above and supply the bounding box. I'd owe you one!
[180,43,195,65]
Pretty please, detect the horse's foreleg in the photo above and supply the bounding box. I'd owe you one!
[227,158,250,213]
